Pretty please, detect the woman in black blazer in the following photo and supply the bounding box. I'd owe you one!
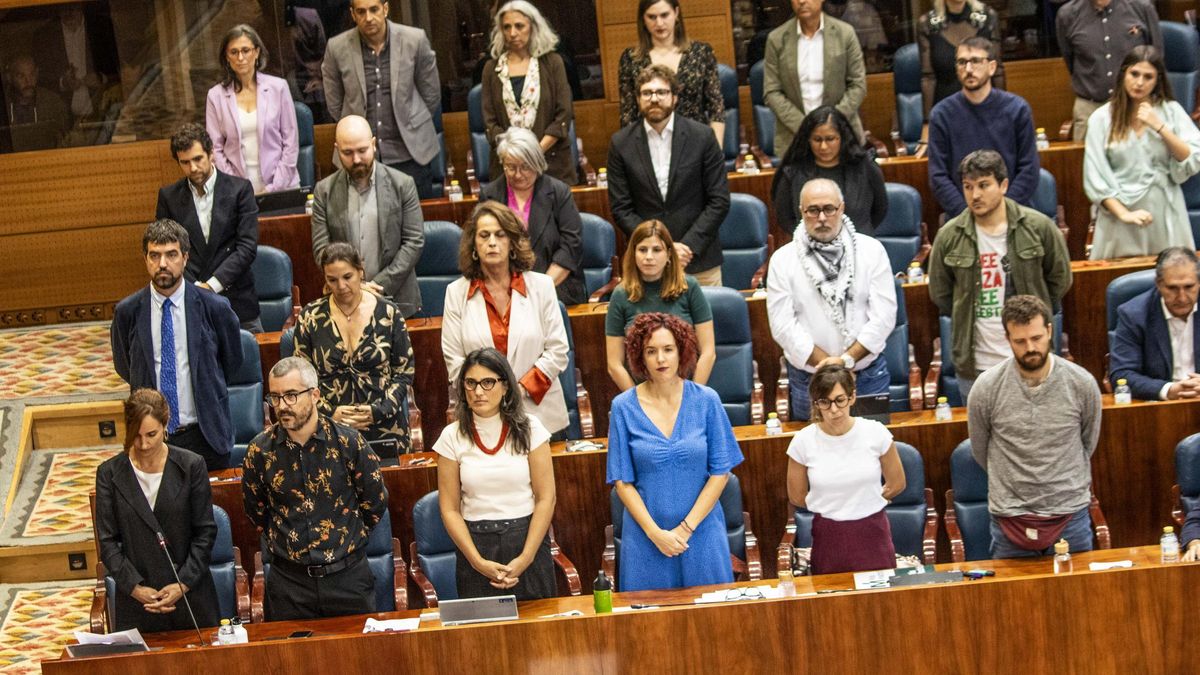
[771,106,889,236]
[94,389,220,633]
[479,126,586,306]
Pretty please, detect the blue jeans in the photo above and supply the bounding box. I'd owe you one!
[989,507,1093,559]
[956,375,975,406]
[787,357,890,422]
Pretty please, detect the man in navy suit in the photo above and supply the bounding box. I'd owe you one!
[156,123,261,332]
[111,219,243,471]
[1110,247,1200,400]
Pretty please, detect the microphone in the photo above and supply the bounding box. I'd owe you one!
[156,532,207,647]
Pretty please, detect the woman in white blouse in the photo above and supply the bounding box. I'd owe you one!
[442,200,571,436]
[435,347,557,599]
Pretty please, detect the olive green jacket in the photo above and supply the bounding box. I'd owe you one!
[927,198,1073,378]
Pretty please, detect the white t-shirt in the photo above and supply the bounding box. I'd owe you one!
[973,225,1010,372]
[785,417,892,521]
[433,413,551,521]
[132,465,164,510]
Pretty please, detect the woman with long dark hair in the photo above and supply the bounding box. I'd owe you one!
[770,105,888,235]
[1085,45,1200,260]
[434,347,557,599]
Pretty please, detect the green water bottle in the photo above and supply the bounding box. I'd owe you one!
[593,570,613,614]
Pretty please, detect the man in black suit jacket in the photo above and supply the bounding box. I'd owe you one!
[607,64,730,285]
[156,123,262,332]
[111,220,243,471]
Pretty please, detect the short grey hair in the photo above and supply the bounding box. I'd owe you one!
[489,1,560,59]
[495,127,548,175]
[269,356,319,389]
[1155,246,1200,282]
[799,177,845,205]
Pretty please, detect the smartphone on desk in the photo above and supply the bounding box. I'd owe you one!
[288,630,313,639]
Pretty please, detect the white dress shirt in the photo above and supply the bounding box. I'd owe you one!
[796,17,826,114]
[188,169,224,293]
[643,113,675,201]
[60,19,93,117]
[765,233,897,372]
[150,283,197,426]
[1159,299,1196,400]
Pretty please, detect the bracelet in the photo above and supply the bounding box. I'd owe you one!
[679,519,694,534]
[1157,124,1166,134]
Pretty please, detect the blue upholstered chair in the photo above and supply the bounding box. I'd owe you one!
[701,286,764,426]
[718,63,740,171]
[776,443,939,567]
[1104,269,1156,389]
[886,277,922,412]
[90,504,249,632]
[892,43,924,155]
[946,440,1112,562]
[1031,168,1067,233]
[1172,433,1200,529]
[294,101,315,189]
[279,325,295,359]
[749,60,776,162]
[414,221,463,318]
[580,212,620,302]
[250,510,407,621]
[602,473,761,590]
[718,193,770,291]
[555,301,594,440]
[228,330,264,468]
[875,182,925,275]
[933,312,1065,407]
[251,245,296,332]
[1182,173,1200,246]
[467,84,491,185]
[1162,21,1198,115]
[408,491,581,607]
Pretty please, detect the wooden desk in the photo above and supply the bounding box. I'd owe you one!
[43,546,1195,674]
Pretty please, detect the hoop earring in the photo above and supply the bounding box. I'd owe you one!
[471,249,479,260]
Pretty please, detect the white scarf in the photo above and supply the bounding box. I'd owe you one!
[498,53,540,130]
[794,215,858,348]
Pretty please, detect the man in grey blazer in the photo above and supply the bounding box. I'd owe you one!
[311,115,425,317]
[762,0,867,154]
[321,0,441,198]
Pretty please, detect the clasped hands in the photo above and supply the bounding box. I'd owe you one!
[1167,375,1200,400]
[650,524,692,557]
[472,554,534,590]
[132,582,188,614]
[333,404,374,430]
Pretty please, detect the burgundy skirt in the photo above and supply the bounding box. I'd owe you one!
[810,510,896,576]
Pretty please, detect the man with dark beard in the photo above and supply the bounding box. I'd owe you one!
[311,114,425,317]
[242,356,387,621]
[967,295,1102,559]
[111,219,243,471]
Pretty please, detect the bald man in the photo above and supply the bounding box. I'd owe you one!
[311,115,425,316]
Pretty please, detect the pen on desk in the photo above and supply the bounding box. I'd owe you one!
[816,588,855,594]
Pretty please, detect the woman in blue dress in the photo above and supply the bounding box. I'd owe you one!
[606,312,744,591]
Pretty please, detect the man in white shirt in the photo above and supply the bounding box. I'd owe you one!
[1110,247,1200,400]
[767,178,896,420]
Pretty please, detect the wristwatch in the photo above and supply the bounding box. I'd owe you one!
[841,354,855,370]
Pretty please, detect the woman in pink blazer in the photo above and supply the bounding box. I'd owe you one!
[205,24,299,193]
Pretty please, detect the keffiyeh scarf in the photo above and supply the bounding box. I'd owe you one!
[794,214,858,347]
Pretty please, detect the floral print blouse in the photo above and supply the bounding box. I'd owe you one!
[618,41,724,128]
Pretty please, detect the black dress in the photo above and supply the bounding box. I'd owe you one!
[918,5,1005,114]
[771,159,889,235]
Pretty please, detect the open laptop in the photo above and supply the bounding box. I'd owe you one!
[256,187,309,216]
[438,595,519,626]
[850,392,891,424]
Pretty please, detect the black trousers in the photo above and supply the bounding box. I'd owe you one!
[168,424,229,472]
[264,556,376,622]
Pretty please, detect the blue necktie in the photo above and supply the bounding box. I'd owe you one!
[160,298,180,434]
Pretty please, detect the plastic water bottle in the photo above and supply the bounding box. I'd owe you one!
[447,180,463,202]
[741,154,760,175]
[765,412,782,436]
[304,193,314,215]
[217,619,235,645]
[230,617,249,644]
[907,262,924,284]
[596,168,608,189]
[935,396,952,421]
[1161,526,1180,563]
[1036,128,1050,150]
[777,567,796,597]
[1114,378,1132,405]
[593,570,613,613]
[1052,539,1072,574]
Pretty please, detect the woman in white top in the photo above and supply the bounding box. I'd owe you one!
[442,200,571,435]
[205,24,300,193]
[786,364,906,574]
[435,347,557,599]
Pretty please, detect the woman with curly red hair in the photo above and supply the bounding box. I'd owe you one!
[605,312,743,591]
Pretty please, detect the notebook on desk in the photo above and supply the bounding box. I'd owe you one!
[850,393,891,424]
[256,188,309,216]
[438,595,519,626]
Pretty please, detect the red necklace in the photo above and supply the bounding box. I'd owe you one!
[470,421,509,455]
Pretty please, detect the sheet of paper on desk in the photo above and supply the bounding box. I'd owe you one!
[853,570,895,589]
[1088,560,1134,571]
[73,628,146,645]
[363,617,420,633]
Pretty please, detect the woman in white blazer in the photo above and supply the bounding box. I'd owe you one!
[442,201,571,434]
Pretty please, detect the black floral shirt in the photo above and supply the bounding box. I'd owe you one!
[242,416,388,565]
[618,41,724,128]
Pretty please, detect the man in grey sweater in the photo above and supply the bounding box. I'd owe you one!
[968,295,1102,558]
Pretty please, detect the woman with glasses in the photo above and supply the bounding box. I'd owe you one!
[442,201,571,437]
[478,127,585,305]
[608,312,743,591]
[618,0,724,148]
[205,24,299,193]
[94,389,221,633]
[785,363,906,575]
[481,1,577,185]
[293,243,414,461]
[771,105,887,236]
[917,0,1004,114]
[434,347,557,599]
[605,220,715,391]
[1085,45,1200,260]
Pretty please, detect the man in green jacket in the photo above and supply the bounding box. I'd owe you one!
[928,149,1073,403]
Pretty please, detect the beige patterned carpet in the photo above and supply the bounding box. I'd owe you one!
[0,581,92,674]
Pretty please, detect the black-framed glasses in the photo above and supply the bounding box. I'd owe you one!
[265,388,314,407]
[638,88,672,100]
[803,204,842,218]
[815,395,852,410]
[227,47,258,60]
[464,377,500,392]
[955,57,990,69]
